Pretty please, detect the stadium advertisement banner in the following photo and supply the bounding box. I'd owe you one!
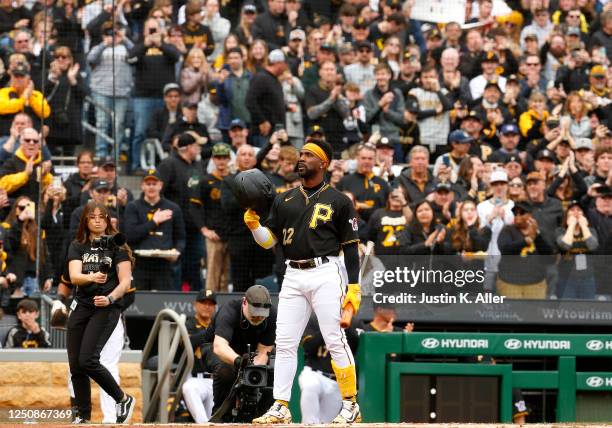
[403,333,612,356]
[577,373,612,390]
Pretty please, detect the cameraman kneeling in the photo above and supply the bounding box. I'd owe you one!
[204,285,276,414]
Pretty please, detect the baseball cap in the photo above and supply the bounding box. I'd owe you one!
[448,129,473,144]
[386,0,401,8]
[92,178,112,191]
[523,33,538,42]
[177,132,197,147]
[507,74,519,84]
[338,43,354,54]
[461,110,483,123]
[354,17,368,29]
[356,40,372,51]
[596,185,612,198]
[567,199,581,210]
[536,149,555,161]
[196,289,217,303]
[376,137,394,149]
[512,201,531,215]
[245,285,272,317]
[143,168,162,182]
[163,82,180,95]
[11,63,30,77]
[435,182,452,192]
[490,169,508,183]
[567,27,581,36]
[268,49,286,64]
[500,123,520,135]
[482,51,499,63]
[242,3,257,13]
[526,171,544,182]
[98,156,116,168]
[427,28,442,40]
[591,65,607,77]
[575,138,593,151]
[289,28,305,41]
[307,124,325,137]
[183,100,198,109]
[212,142,231,157]
[484,79,502,92]
[229,118,246,130]
[319,43,336,52]
[505,155,521,165]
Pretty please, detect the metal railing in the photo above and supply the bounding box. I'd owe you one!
[39,294,67,349]
[140,309,194,423]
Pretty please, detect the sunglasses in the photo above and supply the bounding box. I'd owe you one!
[55,55,70,59]
[22,138,40,143]
[17,205,27,210]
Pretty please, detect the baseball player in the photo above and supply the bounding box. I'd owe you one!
[244,138,362,424]
[299,316,360,424]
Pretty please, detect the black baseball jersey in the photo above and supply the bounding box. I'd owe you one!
[189,172,226,233]
[361,321,403,332]
[367,208,407,255]
[66,241,131,307]
[336,172,390,222]
[265,183,360,260]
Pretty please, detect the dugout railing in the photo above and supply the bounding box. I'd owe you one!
[358,332,612,423]
[140,309,194,423]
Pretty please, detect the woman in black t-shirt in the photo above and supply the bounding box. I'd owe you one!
[66,201,135,424]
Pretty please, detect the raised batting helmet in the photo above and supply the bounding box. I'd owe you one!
[229,169,276,215]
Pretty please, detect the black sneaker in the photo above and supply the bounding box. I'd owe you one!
[116,394,135,424]
[71,414,89,424]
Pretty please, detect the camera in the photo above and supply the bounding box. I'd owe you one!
[92,233,125,251]
[211,348,274,423]
[98,256,113,274]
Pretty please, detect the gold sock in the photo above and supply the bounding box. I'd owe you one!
[275,399,289,407]
[331,360,357,399]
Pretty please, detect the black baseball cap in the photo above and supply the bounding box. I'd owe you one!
[143,168,162,182]
[536,149,555,161]
[435,182,452,193]
[512,201,531,215]
[177,132,197,147]
[92,179,112,191]
[307,124,325,137]
[355,40,372,51]
[596,185,611,198]
[98,156,116,168]
[354,17,368,29]
[196,289,217,303]
[11,63,30,77]
[482,51,499,63]
[245,285,272,317]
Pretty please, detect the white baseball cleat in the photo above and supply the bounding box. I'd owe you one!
[332,400,362,424]
[252,401,292,424]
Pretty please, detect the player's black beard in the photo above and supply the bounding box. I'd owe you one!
[297,161,316,179]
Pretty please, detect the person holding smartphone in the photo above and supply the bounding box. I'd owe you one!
[66,201,136,424]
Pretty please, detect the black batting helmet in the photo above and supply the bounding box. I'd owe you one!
[229,169,276,215]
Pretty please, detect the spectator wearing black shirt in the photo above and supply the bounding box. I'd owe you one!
[396,146,436,204]
[147,83,181,151]
[251,0,291,50]
[124,170,186,291]
[245,49,287,147]
[0,0,30,35]
[588,186,612,298]
[190,143,232,293]
[181,1,215,54]
[337,144,389,222]
[203,286,276,413]
[525,171,563,248]
[220,144,273,292]
[305,61,350,157]
[497,202,553,299]
[366,188,410,255]
[4,299,50,348]
[128,17,181,173]
[158,133,205,291]
[69,179,122,239]
[162,102,210,154]
[63,151,95,219]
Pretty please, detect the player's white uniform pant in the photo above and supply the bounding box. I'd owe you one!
[182,375,214,423]
[298,366,342,423]
[274,256,354,401]
[67,315,123,423]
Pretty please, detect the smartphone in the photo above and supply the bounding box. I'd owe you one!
[24,201,35,218]
[443,156,451,167]
[150,27,157,34]
[52,176,62,189]
[274,124,285,133]
[546,119,560,129]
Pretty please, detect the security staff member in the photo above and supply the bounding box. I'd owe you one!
[183,290,217,423]
[202,285,276,413]
[124,169,186,290]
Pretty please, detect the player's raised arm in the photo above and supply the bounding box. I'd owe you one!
[244,208,278,249]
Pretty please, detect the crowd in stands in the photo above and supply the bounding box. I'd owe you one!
[0,0,611,331]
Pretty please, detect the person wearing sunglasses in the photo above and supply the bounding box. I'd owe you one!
[0,127,53,201]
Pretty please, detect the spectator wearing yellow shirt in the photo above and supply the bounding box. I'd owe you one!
[519,91,549,141]
[0,63,50,136]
